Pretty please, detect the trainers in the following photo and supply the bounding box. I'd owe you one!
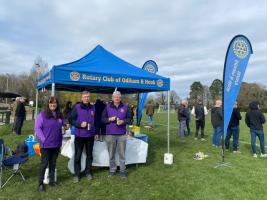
[260,153,267,158]
[73,176,80,183]
[120,171,127,179]
[38,184,45,192]
[194,138,198,141]
[201,138,205,141]
[253,154,258,158]
[108,172,116,177]
[225,149,229,152]
[86,174,93,181]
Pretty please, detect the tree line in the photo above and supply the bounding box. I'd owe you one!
[0,59,266,112]
[188,79,267,112]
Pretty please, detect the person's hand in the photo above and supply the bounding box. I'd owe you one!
[109,116,116,122]
[117,120,124,125]
[81,122,87,128]
[94,135,99,140]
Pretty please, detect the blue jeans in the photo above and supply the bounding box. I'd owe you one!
[212,127,222,146]
[250,129,265,154]
[179,120,187,137]
[147,115,154,127]
[225,126,239,151]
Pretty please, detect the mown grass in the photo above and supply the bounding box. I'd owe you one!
[0,112,267,200]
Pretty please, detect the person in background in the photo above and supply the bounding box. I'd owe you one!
[186,105,191,136]
[63,101,72,124]
[225,101,242,153]
[95,99,106,141]
[191,99,208,141]
[211,100,223,147]
[12,97,20,134]
[71,91,96,183]
[128,104,134,125]
[101,91,132,178]
[178,100,188,137]
[245,101,266,158]
[146,100,155,128]
[35,96,65,192]
[14,97,26,135]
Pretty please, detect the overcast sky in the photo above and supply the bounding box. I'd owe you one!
[0,0,266,98]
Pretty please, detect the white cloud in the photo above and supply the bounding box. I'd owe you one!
[0,0,267,98]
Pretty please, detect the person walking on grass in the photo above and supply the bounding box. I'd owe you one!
[186,105,191,136]
[146,100,155,128]
[101,91,132,178]
[245,101,267,158]
[225,101,242,153]
[178,100,188,137]
[191,99,208,141]
[71,91,96,183]
[211,100,223,147]
[35,96,66,192]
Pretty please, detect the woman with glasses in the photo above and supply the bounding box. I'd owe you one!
[35,96,66,192]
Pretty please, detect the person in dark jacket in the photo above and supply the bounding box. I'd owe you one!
[95,99,107,141]
[211,100,223,147]
[225,102,242,153]
[245,101,266,158]
[12,97,20,134]
[186,107,191,136]
[14,97,26,135]
[101,91,132,178]
[63,101,72,124]
[35,96,65,192]
[191,99,208,141]
[178,100,188,137]
[71,91,96,182]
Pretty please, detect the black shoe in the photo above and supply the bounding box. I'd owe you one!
[38,184,45,192]
[108,172,116,177]
[49,182,57,187]
[120,171,127,179]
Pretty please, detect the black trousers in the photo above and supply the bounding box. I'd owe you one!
[195,120,205,138]
[14,117,24,135]
[186,120,191,135]
[74,136,94,177]
[39,148,59,185]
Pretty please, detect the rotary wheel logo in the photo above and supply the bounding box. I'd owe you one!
[144,65,156,73]
[157,79,163,87]
[70,71,80,81]
[233,39,249,59]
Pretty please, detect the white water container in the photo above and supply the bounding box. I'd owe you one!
[164,153,173,165]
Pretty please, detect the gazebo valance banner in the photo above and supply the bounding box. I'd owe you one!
[36,45,170,93]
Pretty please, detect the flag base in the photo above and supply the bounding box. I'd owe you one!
[214,161,232,169]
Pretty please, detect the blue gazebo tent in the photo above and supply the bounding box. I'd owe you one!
[35,45,171,156]
[36,45,170,94]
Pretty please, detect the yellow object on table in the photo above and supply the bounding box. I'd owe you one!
[133,125,141,136]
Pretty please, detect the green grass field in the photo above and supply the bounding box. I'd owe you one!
[1,112,267,200]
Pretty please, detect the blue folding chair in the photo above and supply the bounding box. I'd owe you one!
[0,139,28,189]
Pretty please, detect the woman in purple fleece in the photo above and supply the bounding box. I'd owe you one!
[35,96,65,192]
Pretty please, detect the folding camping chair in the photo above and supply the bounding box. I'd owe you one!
[0,139,28,189]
